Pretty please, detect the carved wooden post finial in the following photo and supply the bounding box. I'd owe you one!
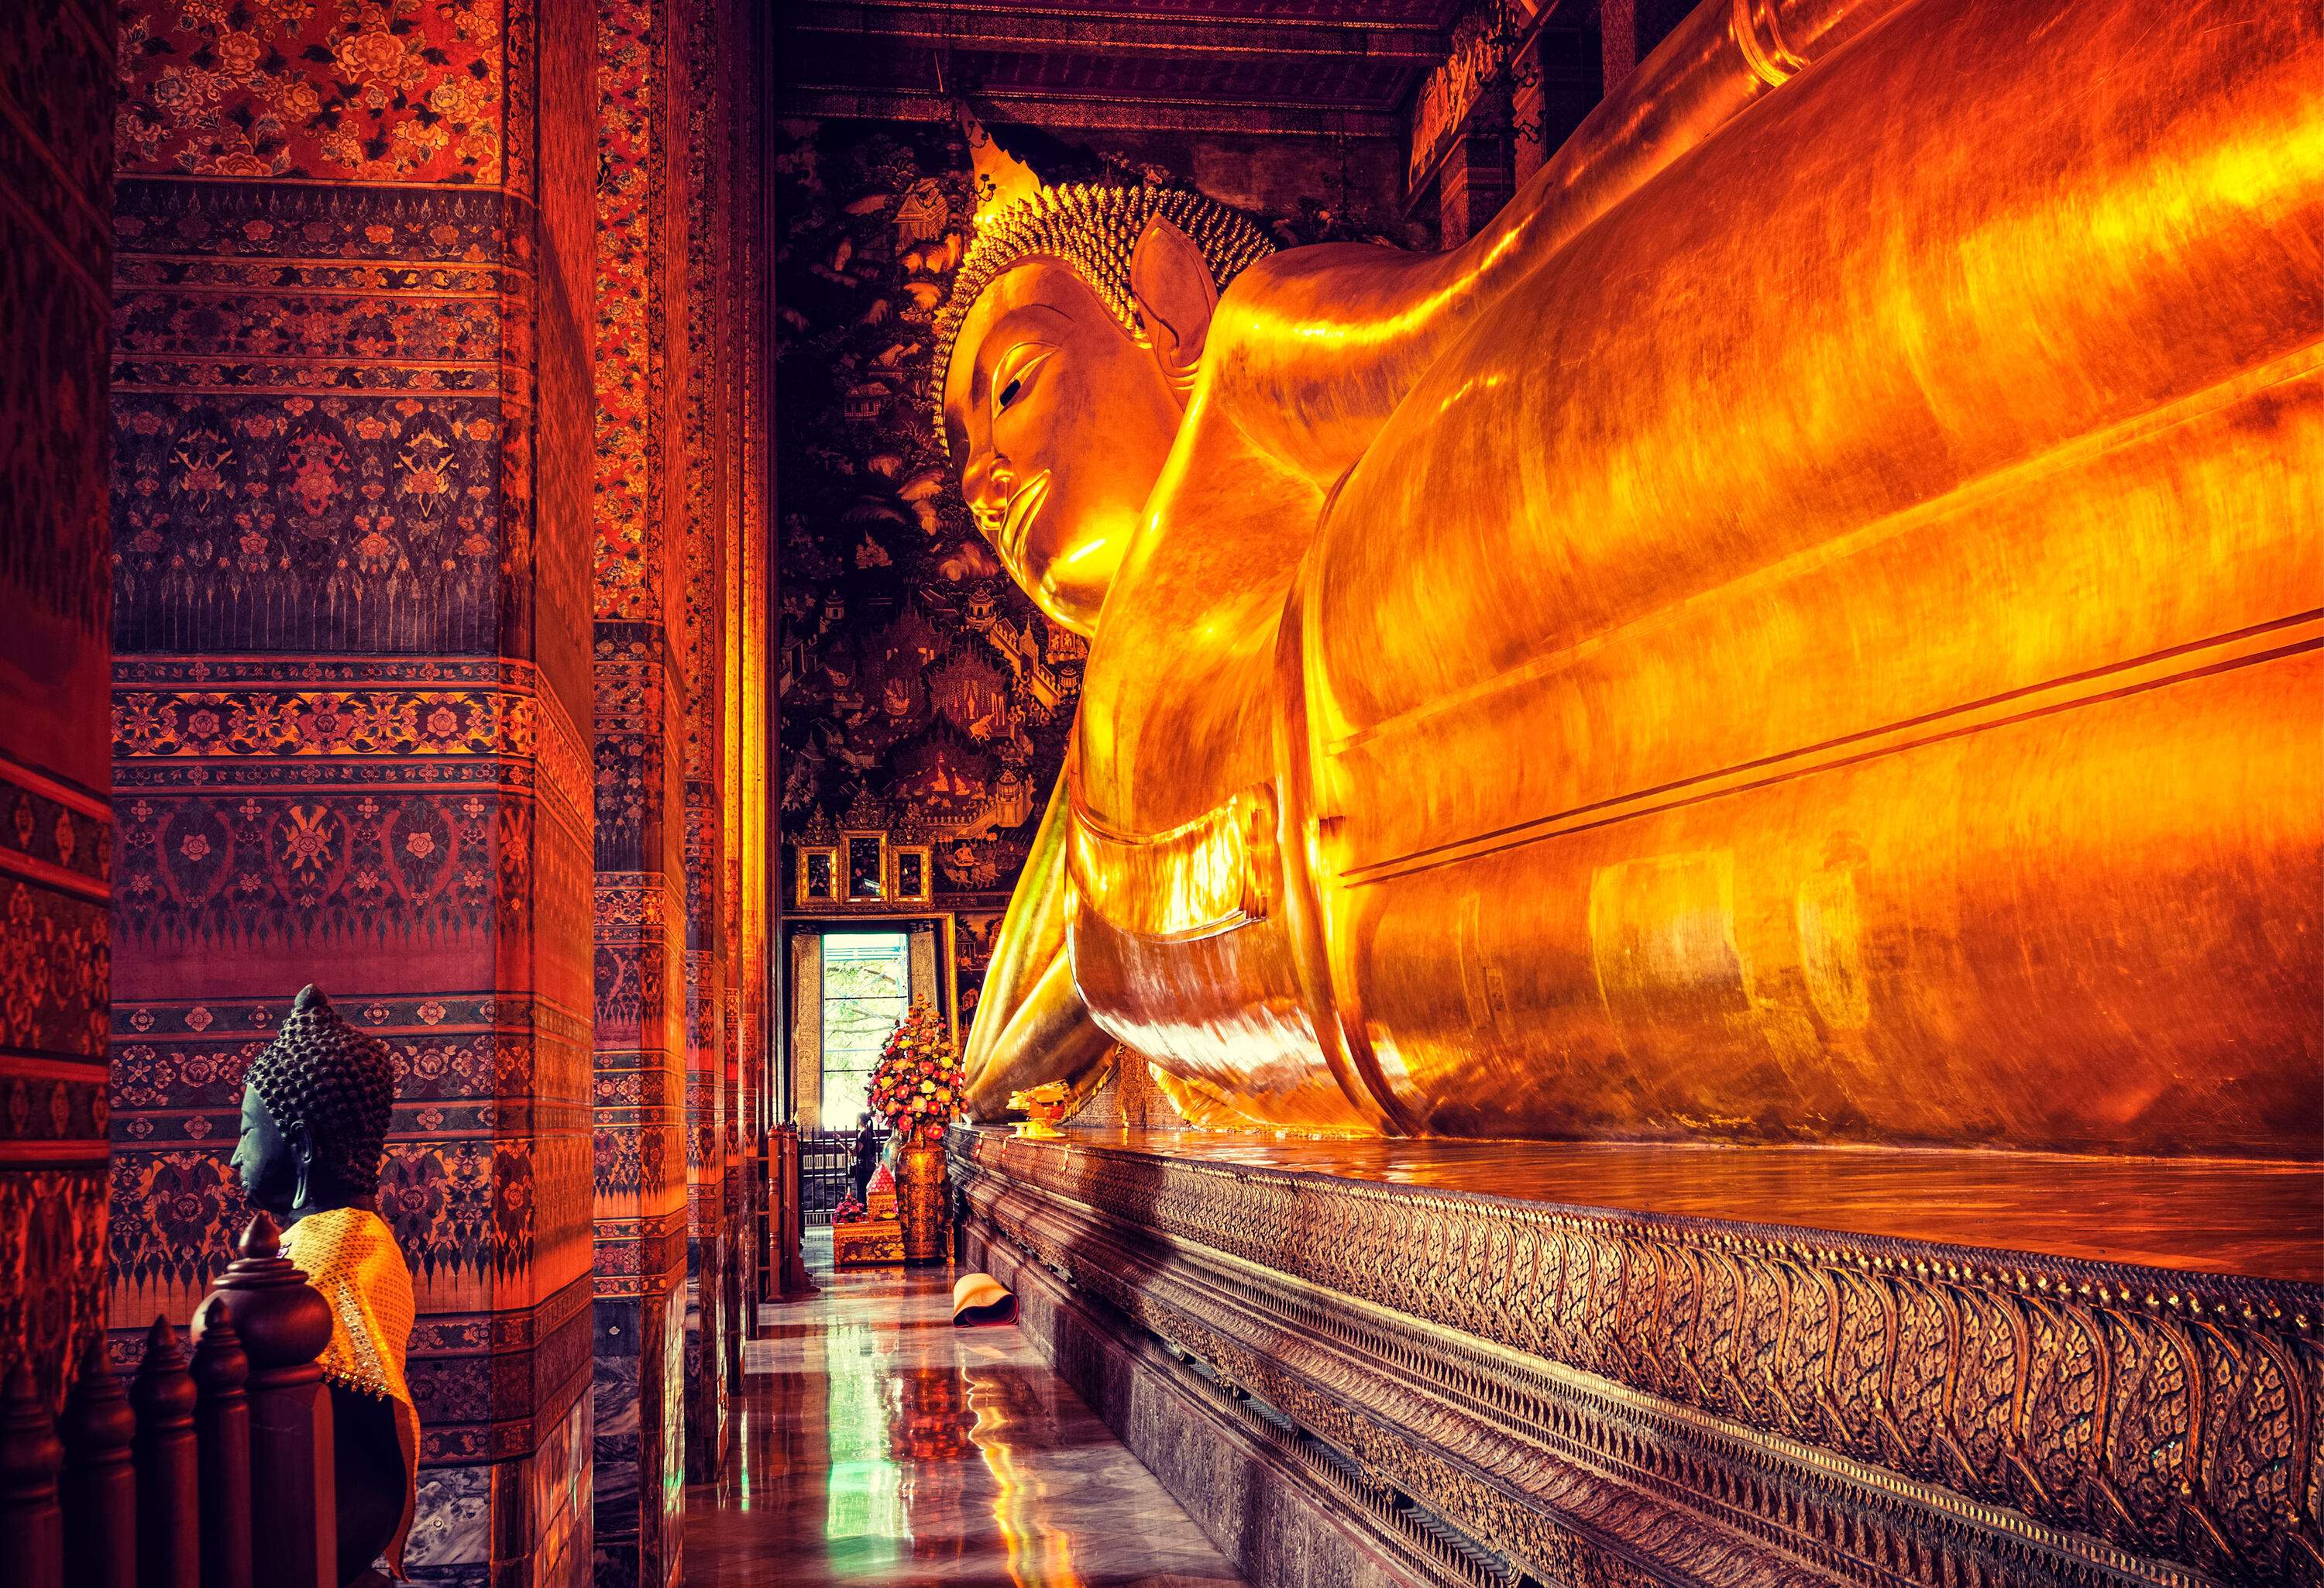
[0,1359,65,1588]
[130,1317,198,1588]
[59,1333,136,1588]
[199,1215,335,1588]
[187,1297,253,1588]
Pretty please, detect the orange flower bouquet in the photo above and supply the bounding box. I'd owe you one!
[865,1003,966,1146]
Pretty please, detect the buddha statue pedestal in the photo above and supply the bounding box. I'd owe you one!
[954,1124,2322,1588]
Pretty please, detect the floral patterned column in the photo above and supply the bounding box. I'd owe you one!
[105,2,600,1583]
[0,0,115,1411]
[588,0,691,1579]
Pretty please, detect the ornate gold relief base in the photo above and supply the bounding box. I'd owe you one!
[952,1127,2322,1588]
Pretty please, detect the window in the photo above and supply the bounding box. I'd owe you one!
[820,930,912,1128]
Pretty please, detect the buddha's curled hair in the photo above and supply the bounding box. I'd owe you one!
[930,184,1274,454]
[244,984,396,1187]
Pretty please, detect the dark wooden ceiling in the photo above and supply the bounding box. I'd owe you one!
[774,1,1467,140]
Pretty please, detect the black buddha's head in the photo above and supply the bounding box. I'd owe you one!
[232,985,395,1220]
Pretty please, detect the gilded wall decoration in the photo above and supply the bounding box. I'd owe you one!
[592,0,658,620]
[112,179,518,656]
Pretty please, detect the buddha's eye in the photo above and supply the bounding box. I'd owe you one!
[995,376,1023,411]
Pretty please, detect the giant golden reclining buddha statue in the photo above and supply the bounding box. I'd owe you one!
[940,0,2322,1155]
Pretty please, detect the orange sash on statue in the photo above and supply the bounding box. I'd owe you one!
[281,1205,421,1575]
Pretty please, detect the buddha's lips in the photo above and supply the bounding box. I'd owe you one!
[998,472,1049,573]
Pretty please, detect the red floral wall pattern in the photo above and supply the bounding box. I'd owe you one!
[586,0,704,1578]
[116,0,506,182]
[0,0,115,1411]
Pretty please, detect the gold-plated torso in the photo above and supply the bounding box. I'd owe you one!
[951,0,2323,1156]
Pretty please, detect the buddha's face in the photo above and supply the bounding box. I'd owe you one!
[232,1082,301,1215]
[942,260,1186,636]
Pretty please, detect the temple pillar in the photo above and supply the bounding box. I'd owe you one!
[677,0,734,1486]
[1600,0,1638,94]
[1517,29,1604,184]
[105,2,600,1583]
[588,0,691,1581]
[1435,81,1517,249]
[0,0,115,1410]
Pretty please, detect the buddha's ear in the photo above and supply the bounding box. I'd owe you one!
[287,1120,316,1208]
[1129,215,1218,390]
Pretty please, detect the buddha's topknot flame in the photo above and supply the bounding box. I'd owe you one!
[930,183,1274,455]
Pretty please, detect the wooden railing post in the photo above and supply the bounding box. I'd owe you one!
[774,1122,814,1296]
[0,1361,65,1588]
[59,1333,137,1588]
[187,1298,253,1588]
[131,1317,199,1588]
[197,1213,334,1588]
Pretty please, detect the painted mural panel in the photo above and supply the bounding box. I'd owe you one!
[775,121,1081,923]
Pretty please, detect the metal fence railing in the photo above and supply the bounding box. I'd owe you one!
[799,1128,882,1225]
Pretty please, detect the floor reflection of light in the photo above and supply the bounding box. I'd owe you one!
[967,1366,1083,1588]
[823,1457,908,1540]
[821,1317,913,1544]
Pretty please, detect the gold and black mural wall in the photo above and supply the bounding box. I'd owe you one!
[774,117,1415,1035]
[775,118,1073,1027]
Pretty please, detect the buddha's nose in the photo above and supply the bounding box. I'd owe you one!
[964,452,1016,535]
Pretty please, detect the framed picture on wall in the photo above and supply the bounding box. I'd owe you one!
[890,844,932,903]
[796,845,840,907]
[842,830,887,902]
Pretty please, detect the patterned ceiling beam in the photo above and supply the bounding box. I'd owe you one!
[775,84,1406,139]
[780,1,1451,62]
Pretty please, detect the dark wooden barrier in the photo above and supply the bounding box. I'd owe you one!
[132,1318,198,1588]
[211,1215,335,1588]
[0,1215,333,1588]
[0,1361,65,1588]
[60,1333,136,1588]
[190,1298,253,1588]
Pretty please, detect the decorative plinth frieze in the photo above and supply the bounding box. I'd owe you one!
[954,1128,2320,1588]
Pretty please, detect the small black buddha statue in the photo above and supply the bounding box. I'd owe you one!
[229,985,419,1588]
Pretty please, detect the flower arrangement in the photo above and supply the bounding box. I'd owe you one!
[865,1003,967,1144]
[832,1194,867,1223]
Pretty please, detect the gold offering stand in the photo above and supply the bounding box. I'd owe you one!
[830,1163,904,1269]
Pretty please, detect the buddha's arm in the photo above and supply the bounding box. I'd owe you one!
[961,767,1114,1118]
[1202,0,1913,490]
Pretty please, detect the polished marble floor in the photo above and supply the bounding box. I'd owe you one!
[682,1235,1243,1587]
